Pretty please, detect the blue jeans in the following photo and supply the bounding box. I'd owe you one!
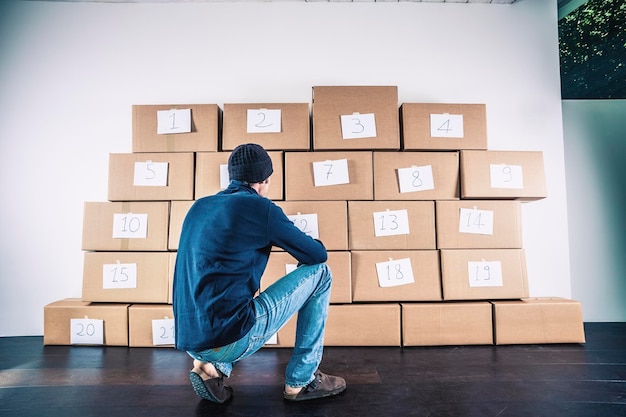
[186,263,332,388]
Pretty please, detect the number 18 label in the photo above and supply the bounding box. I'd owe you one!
[376,258,415,288]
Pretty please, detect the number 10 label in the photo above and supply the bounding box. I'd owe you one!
[376,258,415,288]
[112,213,148,239]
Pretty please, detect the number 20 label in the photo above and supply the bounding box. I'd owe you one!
[376,258,415,288]
[70,318,104,345]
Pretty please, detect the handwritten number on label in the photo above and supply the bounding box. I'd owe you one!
[437,118,452,134]
[379,214,399,231]
[75,323,96,337]
[254,111,272,128]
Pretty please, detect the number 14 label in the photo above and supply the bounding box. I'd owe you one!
[376,258,415,288]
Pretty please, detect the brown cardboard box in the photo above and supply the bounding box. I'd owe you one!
[260,251,352,304]
[435,200,523,249]
[195,151,284,200]
[325,304,401,346]
[132,104,219,153]
[351,250,441,302]
[108,152,194,201]
[401,103,488,151]
[312,86,400,150]
[168,252,176,304]
[348,201,436,250]
[373,151,460,200]
[401,302,493,346]
[43,298,129,346]
[263,313,297,348]
[82,201,170,251]
[440,249,529,301]
[128,304,175,348]
[274,201,348,251]
[82,252,171,303]
[169,200,194,250]
[285,151,373,201]
[222,103,310,151]
[492,298,586,345]
[460,150,547,200]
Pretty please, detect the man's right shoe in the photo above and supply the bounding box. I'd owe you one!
[189,370,233,403]
[283,370,346,401]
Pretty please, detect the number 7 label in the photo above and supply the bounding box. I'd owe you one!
[313,159,350,186]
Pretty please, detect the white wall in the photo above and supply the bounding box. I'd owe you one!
[563,100,626,322]
[0,0,572,336]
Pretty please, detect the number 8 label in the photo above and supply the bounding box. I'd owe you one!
[376,258,415,288]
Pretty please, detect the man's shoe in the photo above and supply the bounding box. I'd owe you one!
[189,370,233,403]
[283,370,346,401]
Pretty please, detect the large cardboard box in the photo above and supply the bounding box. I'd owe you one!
[492,298,586,345]
[460,150,547,200]
[325,304,401,346]
[435,200,523,249]
[169,200,194,250]
[401,103,488,151]
[128,304,175,348]
[312,86,400,150]
[222,103,310,151]
[373,151,460,200]
[43,298,129,346]
[401,302,493,346]
[348,201,436,250]
[285,151,373,201]
[82,201,170,251]
[351,250,441,302]
[440,249,529,301]
[195,151,284,201]
[260,251,352,304]
[132,104,219,153]
[108,152,194,201]
[274,201,348,251]
[82,252,171,303]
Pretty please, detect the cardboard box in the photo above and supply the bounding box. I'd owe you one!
[82,201,170,251]
[82,252,171,303]
[43,298,129,346]
[401,103,488,151]
[195,151,284,201]
[108,152,194,201]
[261,251,352,304]
[440,249,529,301]
[492,298,586,345]
[132,104,219,153]
[222,103,310,151]
[373,151,460,200]
[324,304,401,346]
[460,150,547,200]
[263,312,298,348]
[435,200,523,249]
[401,302,493,346]
[312,86,400,150]
[128,304,175,348]
[285,151,373,201]
[169,200,194,250]
[348,201,436,250]
[351,250,441,302]
[274,201,348,251]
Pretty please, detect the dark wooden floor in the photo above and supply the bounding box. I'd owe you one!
[1,323,625,417]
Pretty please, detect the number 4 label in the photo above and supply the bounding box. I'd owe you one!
[430,113,464,138]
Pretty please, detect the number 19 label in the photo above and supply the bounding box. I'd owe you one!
[376,258,414,288]
[467,261,503,287]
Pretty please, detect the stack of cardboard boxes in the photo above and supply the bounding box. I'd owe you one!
[44,86,585,348]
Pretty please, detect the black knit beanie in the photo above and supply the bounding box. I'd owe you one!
[228,143,274,184]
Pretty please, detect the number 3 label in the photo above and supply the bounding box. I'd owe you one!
[340,113,377,139]
[376,258,415,288]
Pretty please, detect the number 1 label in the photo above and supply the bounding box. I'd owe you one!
[157,109,191,134]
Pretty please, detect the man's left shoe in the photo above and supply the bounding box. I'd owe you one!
[189,370,233,403]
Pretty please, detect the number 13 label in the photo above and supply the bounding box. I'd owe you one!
[373,209,410,237]
[376,258,415,288]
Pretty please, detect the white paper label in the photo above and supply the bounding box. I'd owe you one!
[397,165,435,193]
[430,113,464,138]
[102,262,138,289]
[376,258,415,288]
[373,209,410,237]
[285,263,298,275]
[265,333,278,345]
[490,164,524,189]
[313,159,350,186]
[70,318,104,345]
[112,213,148,239]
[247,109,282,133]
[340,113,377,139]
[133,161,168,187]
[157,109,191,134]
[219,164,230,189]
[287,213,319,239]
[467,261,503,287]
[152,318,175,346]
[459,208,494,235]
